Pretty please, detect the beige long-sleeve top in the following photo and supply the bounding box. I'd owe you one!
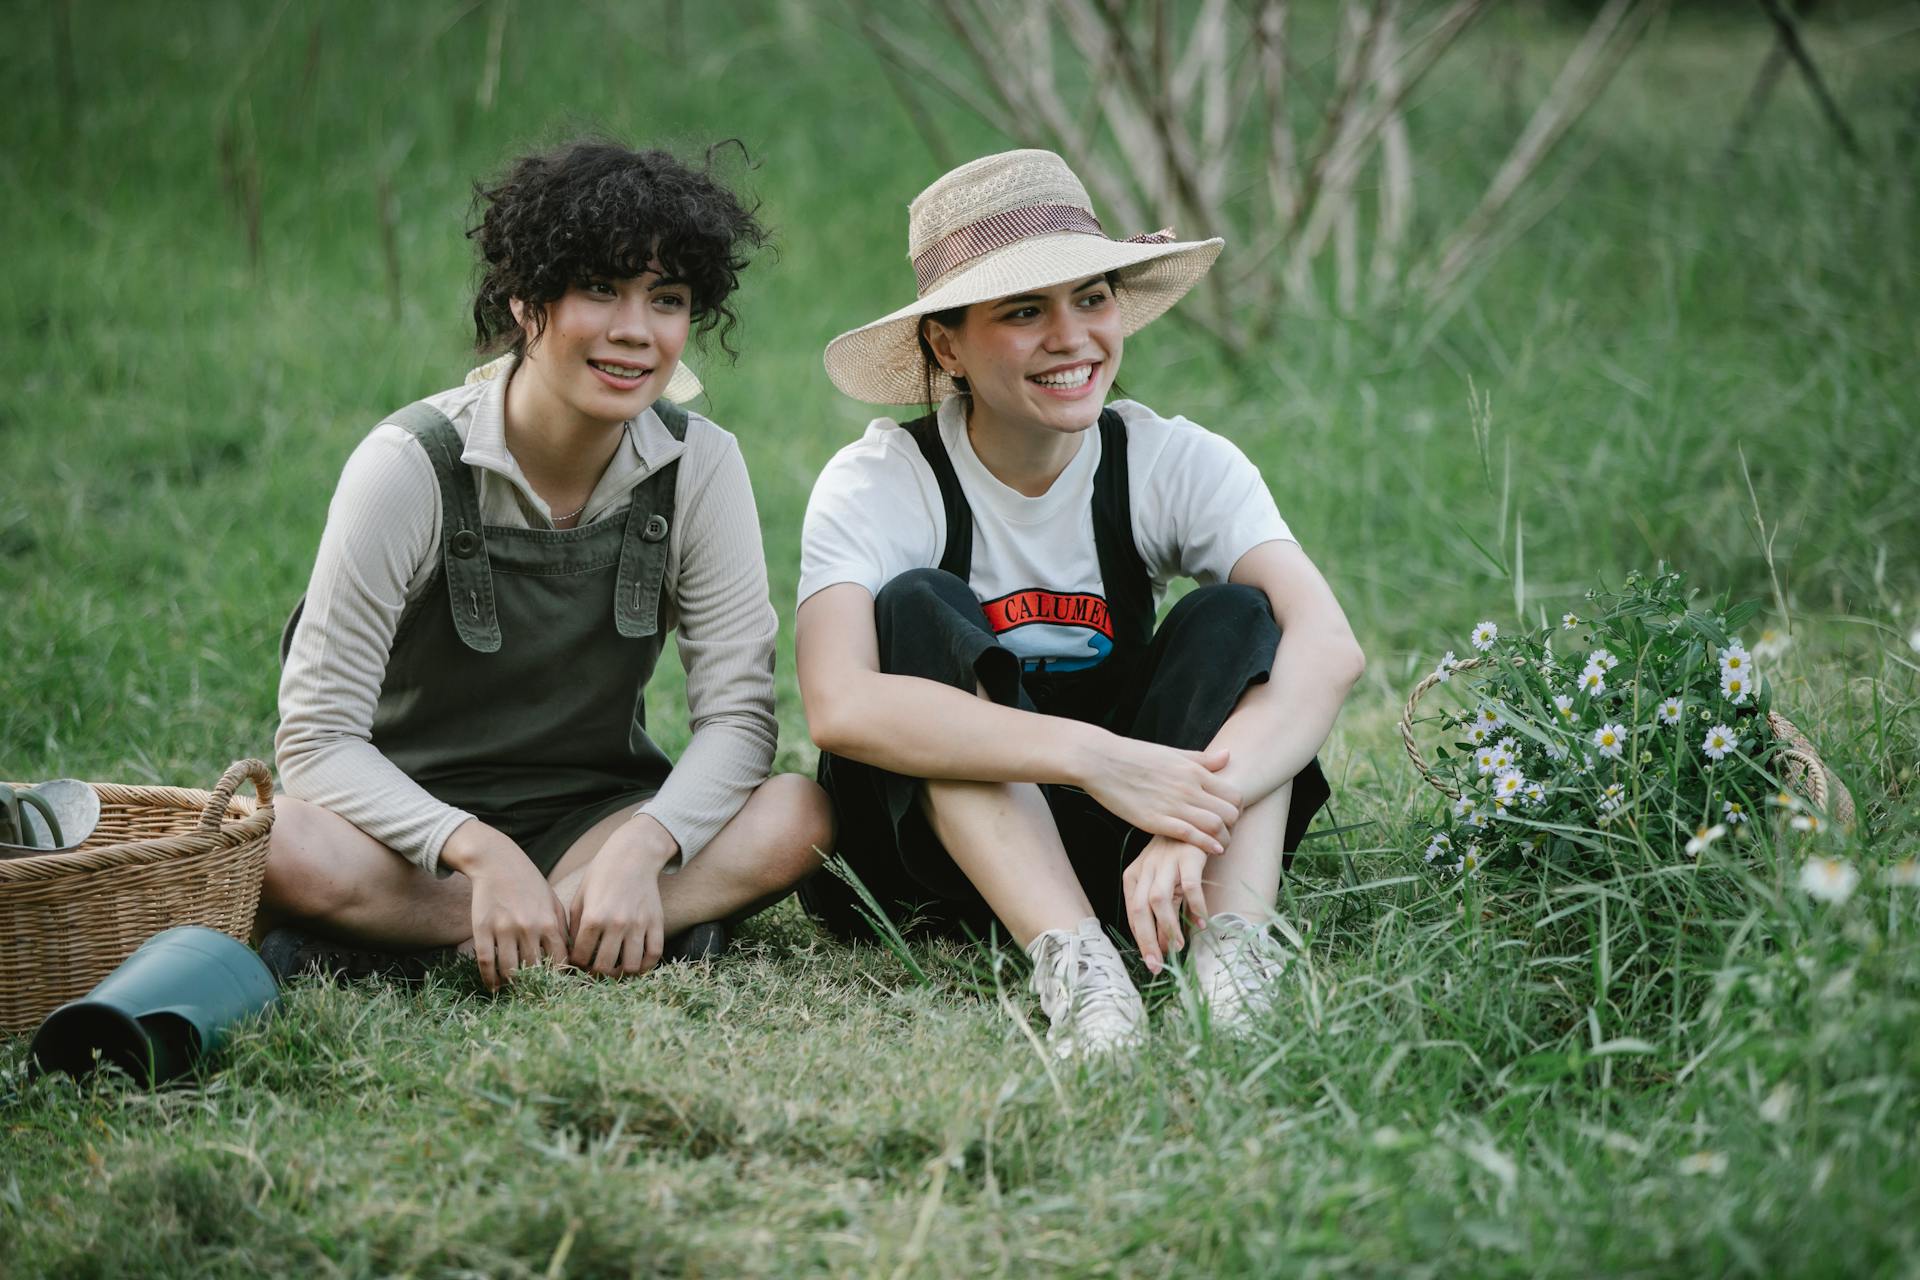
[275,366,779,874]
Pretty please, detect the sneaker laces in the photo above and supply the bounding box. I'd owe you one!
[1027,919,1143,1051]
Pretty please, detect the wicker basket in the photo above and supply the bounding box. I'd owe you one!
[1397,658,1855,827]
[0,759,275,1035]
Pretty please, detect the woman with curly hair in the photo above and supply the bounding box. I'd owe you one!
[261,139,830,990]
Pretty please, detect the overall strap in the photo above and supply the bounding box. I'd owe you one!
[614,401,690,638]
[391,400,502,654]
[1090,408,1154,648]
[902,412,974,581]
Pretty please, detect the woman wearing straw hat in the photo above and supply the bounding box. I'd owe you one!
[262,140,831,992]
[795,150,1363,1056]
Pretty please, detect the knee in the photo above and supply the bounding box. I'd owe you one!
[1162,583,1275,646]
[750,774,833,886]
[262,798,360,918]
[874,567,979,634]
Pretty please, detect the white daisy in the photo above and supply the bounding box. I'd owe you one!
[1769,790,1802,812]
[1475,748,1499,776]
[1470,620,1499,651]
[1797,856,1859,905]
[1489,746,1515,773]
[1452,795,1479,820]
[1433,650,1458,682]
[1561,612,1580,630]
[1718,643,1750,673]
[1599,782,1626,813]
[1722,800,1748,826]
[1589,648,1620,672]
[1453,845,1482,876]
[1720,670,1752,705]
[1578,665,1607,696]
[1685,824,1727,857]
[1524,781,1548,805]
[1475,705,1506,733]
[1657,697,1684,726]
[1466,807,1491,829]
[1789,812,1823,834]
[1701,724,1737,762]
[1424,832,1452,864]
[1885,859,1920,888]
[1592,723,1627,760]
[1554,694,1576,721]
[1466,723,1492,746]
[1753,629,1791,661]
[1495,735,1518,756]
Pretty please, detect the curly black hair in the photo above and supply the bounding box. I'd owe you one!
[467,138,770,360]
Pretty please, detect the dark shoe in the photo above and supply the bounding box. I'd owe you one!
[661,921,729,964]
[258,927,453,986]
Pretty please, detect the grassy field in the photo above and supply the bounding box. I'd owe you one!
[3,1,1919,1275]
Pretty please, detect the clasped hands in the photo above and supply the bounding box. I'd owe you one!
[444,813,679,991]
[1078,737,1242,976]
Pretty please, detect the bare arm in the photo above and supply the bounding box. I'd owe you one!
[795,583,1240,852]
[1208,539,1366,805]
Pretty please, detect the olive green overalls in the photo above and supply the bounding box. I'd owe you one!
[282,399,688,872]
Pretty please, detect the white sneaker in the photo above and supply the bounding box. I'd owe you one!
[1025,917,1147,1058]
[1188,912,1291,1034]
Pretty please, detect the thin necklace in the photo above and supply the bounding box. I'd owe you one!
[550,498,589,524]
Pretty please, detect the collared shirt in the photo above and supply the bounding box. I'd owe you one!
[276,367,779,872]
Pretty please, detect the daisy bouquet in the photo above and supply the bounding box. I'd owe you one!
[1402,569,1838,879]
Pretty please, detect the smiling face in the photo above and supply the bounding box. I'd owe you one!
[922,275,1123,439]
[511,269,692,430]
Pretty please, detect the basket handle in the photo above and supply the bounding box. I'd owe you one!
[1398,656,1510,800]
[198,758,275,833]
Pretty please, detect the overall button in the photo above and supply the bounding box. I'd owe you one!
[450,529,483,558]
[642,515,670,543]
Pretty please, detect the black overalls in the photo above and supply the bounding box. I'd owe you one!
[282,399,689,873]
[797,408,1332,940]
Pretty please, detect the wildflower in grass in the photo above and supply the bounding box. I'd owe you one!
[1495,735,1518,755]
[1466,807,1491,829]
[1589,648,1620,672]
[1466,723,1492,746]
[1470,620,1498,651]
[1678,1151,1728,1178]
[1475,748,1499,775]
[1884,859,1920,888]
[1657,696,1684,725]
[1701,724,1736,762]
[1578,665,1607,696]
[1722,799,1747,826]
[1451,844,1482,876]
[1489,744,1515,773]
[1770,790,1802,812]
[1718,643,1750,674]
[1797,856,1859,904]
[1790,812,1823,834]
[1599,782,1626,813]
[1524,781,1548,805]
[1494,771,1527,806]
[1424,832,1452,864]
[1554,693,1575,721]
[1720,670,1752,705]
[1753,629,1791,661]
[1433,650,1458,682]
[1593,723,1627,759]
[1685,824,1727,857]
[1561,611,1580,630]
[1474,705,1505,734]
[1544,741,1569,762]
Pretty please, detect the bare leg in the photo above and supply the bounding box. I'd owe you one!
[549,773,832,935]
[917,778,1095,949]
[256,797,472,947]
[1198,778,1293,922]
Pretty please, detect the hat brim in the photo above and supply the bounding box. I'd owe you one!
[465,353,703,403]
[822,233,1222,405]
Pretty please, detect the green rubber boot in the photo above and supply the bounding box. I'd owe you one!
[29,926,279,1085]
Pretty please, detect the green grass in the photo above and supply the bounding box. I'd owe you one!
[3,2,1919,1275]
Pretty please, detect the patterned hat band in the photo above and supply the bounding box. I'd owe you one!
[911,202,1177,294]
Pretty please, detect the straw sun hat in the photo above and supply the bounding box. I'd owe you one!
[823,149,1224,406]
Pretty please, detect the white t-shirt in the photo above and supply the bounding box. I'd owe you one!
[799,397,1295,672]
